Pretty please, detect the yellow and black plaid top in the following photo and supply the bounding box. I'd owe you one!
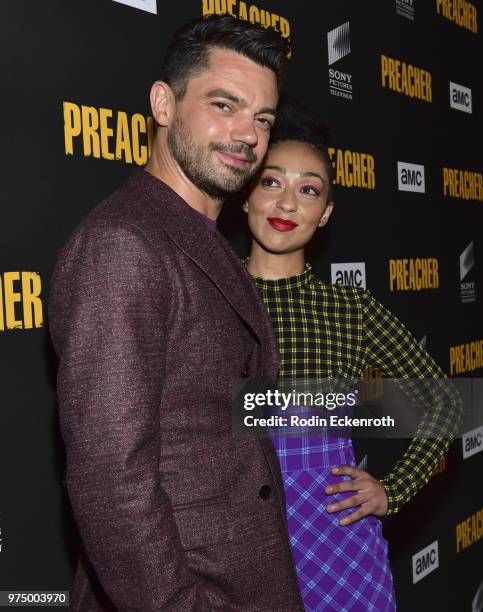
[249,262,461,515]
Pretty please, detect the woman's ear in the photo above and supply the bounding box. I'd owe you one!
[318,201,334,227]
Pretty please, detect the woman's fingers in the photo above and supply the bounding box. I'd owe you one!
[324,469,389,522]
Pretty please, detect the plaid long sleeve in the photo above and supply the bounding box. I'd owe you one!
[361,291,463,514]
[249,262,462,517]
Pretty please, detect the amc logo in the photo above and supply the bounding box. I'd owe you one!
[398,161,426,193]
[462,426,483,459]
[450,81,472,114]
[331,262,366,289]
[412,540,439,584]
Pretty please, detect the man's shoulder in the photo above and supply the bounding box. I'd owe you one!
[66,173,172,254]
[84,175,159,234]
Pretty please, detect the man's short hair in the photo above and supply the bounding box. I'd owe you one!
[160,15,289,100]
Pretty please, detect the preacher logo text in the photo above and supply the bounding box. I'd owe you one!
[0,272,43,332]
[389,258,439,291]
[63,102,155,165]
[443,167,483,201]
[327,148,375,189]
[449,339,483,375]
[381,54,432,102]
[456,507,483,553]
[202,1,291,57]
[436,0,478,33]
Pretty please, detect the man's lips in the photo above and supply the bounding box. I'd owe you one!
[267,217,298,231]
[218,151,250,166]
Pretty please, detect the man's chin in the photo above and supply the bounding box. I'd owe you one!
[211,169,253,194]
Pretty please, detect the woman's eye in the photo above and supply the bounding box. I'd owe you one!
[300,185,320,196]
[261,177,281,188]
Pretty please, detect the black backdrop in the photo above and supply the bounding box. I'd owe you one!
[1,1,482,610]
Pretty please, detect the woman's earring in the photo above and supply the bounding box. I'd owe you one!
[243,201,249,212]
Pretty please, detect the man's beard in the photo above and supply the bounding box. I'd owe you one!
[167,113,258,200]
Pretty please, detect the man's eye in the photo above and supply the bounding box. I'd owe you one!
[256,117,273,129]
[213,102,231,111]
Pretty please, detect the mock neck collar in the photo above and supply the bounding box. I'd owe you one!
[246,261,313,291]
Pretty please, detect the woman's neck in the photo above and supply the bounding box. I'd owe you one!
[246,242,305,280]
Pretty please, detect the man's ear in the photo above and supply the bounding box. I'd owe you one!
[150,81,175,127]
[318,201,334,227]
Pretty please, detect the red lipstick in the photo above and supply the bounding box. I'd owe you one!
[267,217,298,232]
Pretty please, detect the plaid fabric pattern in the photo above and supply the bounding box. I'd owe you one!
[268,408,396,610]
[280,465,396,611]
[250,262,461,515]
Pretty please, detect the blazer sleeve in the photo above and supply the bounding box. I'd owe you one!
[361,290,463,515]
[49,219,225,611]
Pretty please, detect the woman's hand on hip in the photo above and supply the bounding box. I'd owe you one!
[324,465,388,526]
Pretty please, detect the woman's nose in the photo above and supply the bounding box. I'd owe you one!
[276,191,297,213]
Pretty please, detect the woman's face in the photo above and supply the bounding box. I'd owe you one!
[245,140,333,255]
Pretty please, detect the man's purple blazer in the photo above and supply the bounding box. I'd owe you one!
[49,169,303,611]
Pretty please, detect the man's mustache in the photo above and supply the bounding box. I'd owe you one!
[209,142,257,164]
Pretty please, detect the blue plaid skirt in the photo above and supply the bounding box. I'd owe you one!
[271,418,396,611]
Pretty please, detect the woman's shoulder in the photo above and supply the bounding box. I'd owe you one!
[307,274,368,305]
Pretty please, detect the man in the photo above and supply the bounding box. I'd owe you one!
[49,15,303,612]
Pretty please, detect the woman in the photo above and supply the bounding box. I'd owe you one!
[243,101,459,611]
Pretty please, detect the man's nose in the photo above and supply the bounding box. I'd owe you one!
[230,115,258,147]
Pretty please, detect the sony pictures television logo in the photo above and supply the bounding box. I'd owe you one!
[331,263,366,289]
[395,0,415,20]
[327,22,353,101]
[397,161,425,193]
[412,540,439,584]
[450,82,472,114]
[112,0,157,13]
[460,241,476,303]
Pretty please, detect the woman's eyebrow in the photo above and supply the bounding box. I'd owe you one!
[265,166,324,182]
[300,171,324,181]
[265,165,286,174]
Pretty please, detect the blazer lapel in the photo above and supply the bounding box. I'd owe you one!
[126,170,287,526]
[125,169,279,376]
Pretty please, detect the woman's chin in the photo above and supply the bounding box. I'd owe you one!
[258,242,304,256]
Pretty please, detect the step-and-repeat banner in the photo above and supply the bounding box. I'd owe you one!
[1,1,482,610]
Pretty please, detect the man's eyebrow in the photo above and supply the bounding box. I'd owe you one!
[206,89,243,104]
[256,106,277,117]
[206,90,276,116]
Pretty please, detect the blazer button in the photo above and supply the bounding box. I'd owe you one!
[259,485,272,500]
[241,366,249,378]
